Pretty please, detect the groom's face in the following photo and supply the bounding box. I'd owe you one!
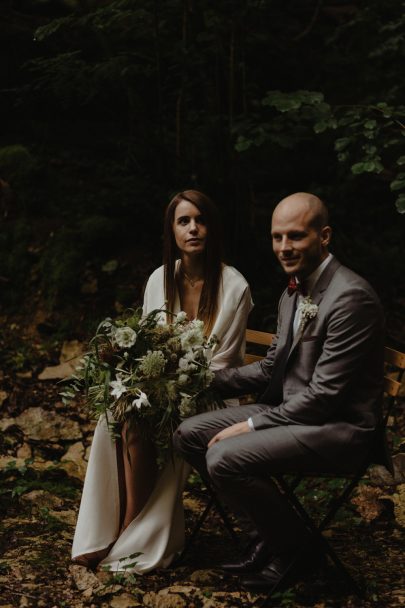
[271,202,330,279]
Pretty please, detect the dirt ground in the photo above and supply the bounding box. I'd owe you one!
[0,318,404,608]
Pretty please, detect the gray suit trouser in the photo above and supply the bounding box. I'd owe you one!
[173,404,332,554]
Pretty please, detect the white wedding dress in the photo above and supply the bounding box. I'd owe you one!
[72,264,252,573]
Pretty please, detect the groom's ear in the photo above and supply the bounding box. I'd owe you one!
[321,225,332,247]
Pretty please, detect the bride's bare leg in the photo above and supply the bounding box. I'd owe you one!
[72,541,115,569]
[120,422,158,532]
[72,425,158,568]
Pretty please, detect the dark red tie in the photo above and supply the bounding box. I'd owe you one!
[287,277,307,296]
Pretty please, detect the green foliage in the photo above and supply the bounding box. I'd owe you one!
[0,0,404,323]
[0,459,79,503]
[0,219,33,307]
[234,92,405,212]
[0,145,34,182]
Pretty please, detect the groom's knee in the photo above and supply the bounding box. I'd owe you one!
[206,441,241,484]
[173,417,200,455]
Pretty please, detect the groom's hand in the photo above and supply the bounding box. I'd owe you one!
[207,421,250,448]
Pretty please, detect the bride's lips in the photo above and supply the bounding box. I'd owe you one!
[187,238,202,244]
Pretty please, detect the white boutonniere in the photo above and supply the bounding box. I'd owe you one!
[297,296,318,331]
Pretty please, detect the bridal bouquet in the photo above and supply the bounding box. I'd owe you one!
[62,308,217,465]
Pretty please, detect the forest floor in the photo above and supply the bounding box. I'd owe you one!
[0,314,404,608]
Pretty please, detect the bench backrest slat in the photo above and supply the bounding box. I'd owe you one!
[244,329,405,399]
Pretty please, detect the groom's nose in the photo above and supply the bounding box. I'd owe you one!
[280,236,293,253]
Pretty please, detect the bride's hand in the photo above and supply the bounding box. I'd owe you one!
[207,421,250,448]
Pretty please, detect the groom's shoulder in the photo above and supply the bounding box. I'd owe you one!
[331,261,379,298]
[326,262,383,323]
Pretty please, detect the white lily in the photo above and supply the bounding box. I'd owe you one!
[131,389,151,410]
[110,374,128,399]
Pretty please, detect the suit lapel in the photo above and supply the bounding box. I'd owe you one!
[288,257,341,356]
[268,291,297,371]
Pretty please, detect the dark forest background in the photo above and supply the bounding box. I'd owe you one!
[1,0,404,344]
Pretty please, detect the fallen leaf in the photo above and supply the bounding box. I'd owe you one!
[351,486,385,521]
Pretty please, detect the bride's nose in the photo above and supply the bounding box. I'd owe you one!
[189,220,198,233]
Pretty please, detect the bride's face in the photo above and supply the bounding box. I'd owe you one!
[173,200,207,256]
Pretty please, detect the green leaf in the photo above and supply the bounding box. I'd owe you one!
[396,156,405,166]
[314,120,331,133]
[337,152,348,162]
[363,161,377,172]
[362,144,377,155]
[234,137,252,152]
[352,160,383,174]
[351,162,367,175]
[390,173,405,191]
[364,120,377,129]
[102,259,118,273]
[334,137,351,152]
[395,193,405,213]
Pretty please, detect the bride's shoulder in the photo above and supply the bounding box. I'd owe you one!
[221,264,250,290]
[146,264,165,286]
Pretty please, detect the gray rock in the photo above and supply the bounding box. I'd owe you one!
[109,594,142,608]
[189,569,223,586]
[21,489,64,509]
[61,442,87,480]
[143,592,187,608]
[14,407,82,442]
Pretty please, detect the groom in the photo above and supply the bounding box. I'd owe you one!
[173,192,385,589]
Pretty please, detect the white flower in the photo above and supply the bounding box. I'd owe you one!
[179,394,193,417]
[110,374,128,399]
[297,297,318,330]
[131,389,151,410]
[180,324,205,350]
[178,351,197,372]
[178,373,190,385]
[190,319,204,331]
[114,326,137,349]
[138,350,166,378]
[176,311,187,323]
[203,369,215,387]
[98,318,117,339]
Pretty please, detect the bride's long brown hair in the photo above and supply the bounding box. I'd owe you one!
[163,190,223,335]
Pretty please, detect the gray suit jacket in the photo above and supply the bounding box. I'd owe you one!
[213,257,385,468]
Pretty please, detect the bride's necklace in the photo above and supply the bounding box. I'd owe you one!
[181,268,204,288]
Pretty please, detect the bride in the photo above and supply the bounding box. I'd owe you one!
[71,190,253,573]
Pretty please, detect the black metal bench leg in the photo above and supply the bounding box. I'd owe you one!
[273,476,364,597]
[174,495,215,565]
[175,482,239,566]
